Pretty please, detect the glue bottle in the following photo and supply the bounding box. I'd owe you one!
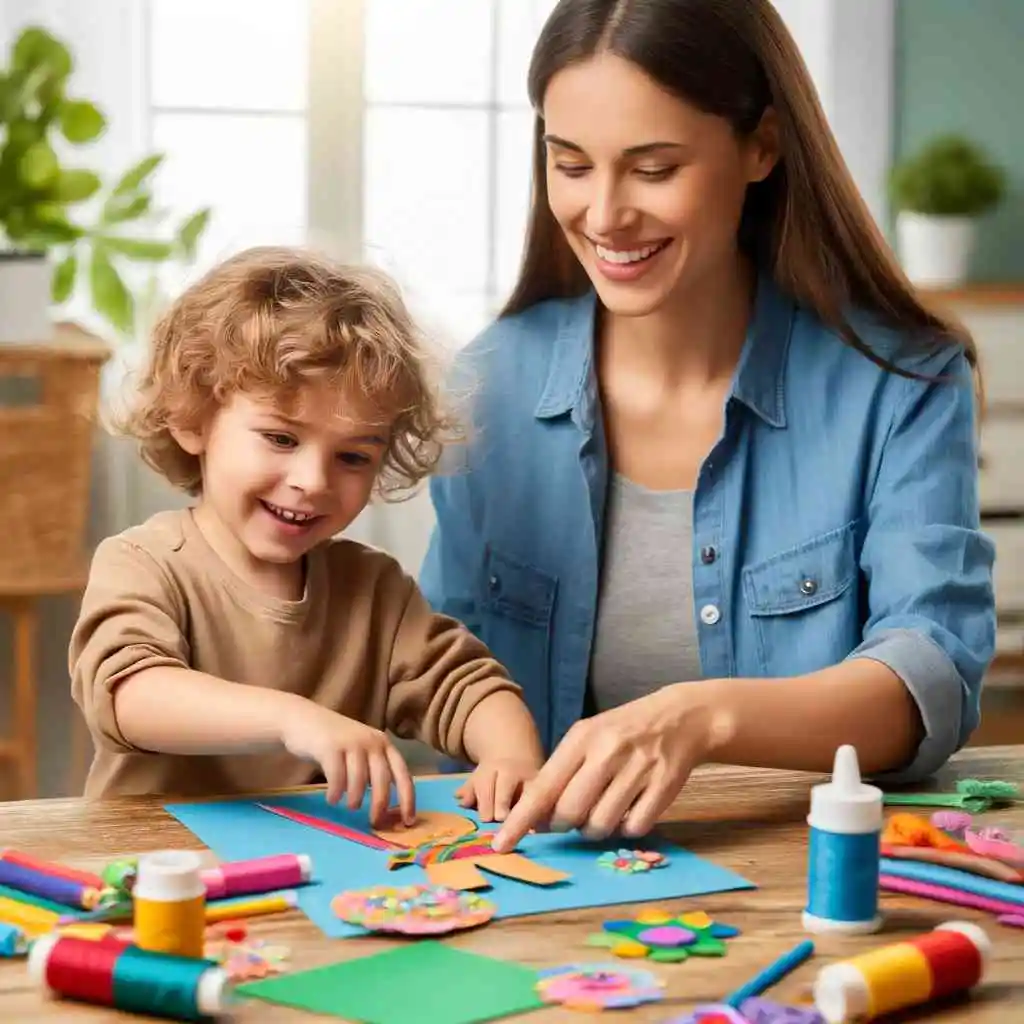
[802,744,883,934]
[133,850,206,959]
[812,921,991,1023]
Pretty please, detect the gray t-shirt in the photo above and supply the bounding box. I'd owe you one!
[588,473,703,712]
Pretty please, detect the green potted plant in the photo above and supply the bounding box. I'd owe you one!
[889,134,1006,288]
[0,25,210,344]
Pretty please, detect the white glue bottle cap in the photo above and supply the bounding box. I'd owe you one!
[807,744,883,835]
[134,850,205,902]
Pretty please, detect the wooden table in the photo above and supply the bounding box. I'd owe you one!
[2,747,1023,1022]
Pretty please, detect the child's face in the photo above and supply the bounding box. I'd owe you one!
[175,384,391,575]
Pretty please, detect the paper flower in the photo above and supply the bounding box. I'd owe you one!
[536,962,663,1010]
[586,909,740,962]
[597,848,668,873]
[929,810,972,837]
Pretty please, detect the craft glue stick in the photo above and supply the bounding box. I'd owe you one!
[200,853,312,900]
[803,744,883,934]
[133,850,206,959]
[812,921,991,1023]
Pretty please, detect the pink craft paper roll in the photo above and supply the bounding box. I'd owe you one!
[200,853,312,900]
[879,873,1024,917]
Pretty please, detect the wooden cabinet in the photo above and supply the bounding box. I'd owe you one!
[0,323,109,798]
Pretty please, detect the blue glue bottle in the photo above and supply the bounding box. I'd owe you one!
[802,744,883,934]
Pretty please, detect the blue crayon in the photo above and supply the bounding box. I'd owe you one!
[0,922,27,957]
[724,938,815,1008]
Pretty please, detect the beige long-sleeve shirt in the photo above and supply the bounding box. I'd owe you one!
[69,509,520,799]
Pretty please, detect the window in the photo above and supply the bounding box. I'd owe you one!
[361,0,558,347]
[146,0,311,274]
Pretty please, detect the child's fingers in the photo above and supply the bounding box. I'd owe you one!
[324,755,348,806]
[386,744,417,825]
[493,773,521,822]
[367,751,393,826]
[454,779,476,807]
[345,750,370,811]
[474,770,497,822]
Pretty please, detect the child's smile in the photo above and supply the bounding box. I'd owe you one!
[176,386,392,594]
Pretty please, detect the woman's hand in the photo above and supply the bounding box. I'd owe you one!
[491,683,732,853]
[279,699,417,827]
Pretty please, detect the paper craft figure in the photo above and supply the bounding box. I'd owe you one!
[586,909,740,962]
[388,831,570,890]
[373,811,477,849]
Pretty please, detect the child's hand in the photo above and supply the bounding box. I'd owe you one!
[455,757,541,824]
[279,700,416,827]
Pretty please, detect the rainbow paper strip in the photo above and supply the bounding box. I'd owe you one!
[387,832,498,869]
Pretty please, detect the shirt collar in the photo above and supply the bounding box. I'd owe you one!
[533,271,795,428]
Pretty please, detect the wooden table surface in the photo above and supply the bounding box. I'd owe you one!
[2,746,1023,1022]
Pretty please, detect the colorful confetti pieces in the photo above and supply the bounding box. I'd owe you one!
[597,848,668,874]
[204,928,290,982]
[536,962,664,1011]
[586,909,740,962]
[330,883,496,935]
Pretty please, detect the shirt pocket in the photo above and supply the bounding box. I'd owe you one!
[742,520,860,675]
[479,545,557,744]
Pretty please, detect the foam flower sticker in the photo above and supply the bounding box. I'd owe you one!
[536,962,664,1011]
[597,848,668,873]
[586,909,740,962]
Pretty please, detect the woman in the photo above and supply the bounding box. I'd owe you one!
[419,0,995,849]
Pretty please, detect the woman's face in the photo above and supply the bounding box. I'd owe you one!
[542,52,778,318]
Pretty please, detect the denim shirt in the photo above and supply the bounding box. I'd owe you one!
[419,275,996,782]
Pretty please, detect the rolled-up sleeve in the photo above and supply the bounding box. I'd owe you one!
[849,347,996,782]
[69,538,191,752]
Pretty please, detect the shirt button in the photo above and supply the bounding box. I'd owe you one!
[699,604,721,625]
[799,578,818,596]
[700,545,717,565]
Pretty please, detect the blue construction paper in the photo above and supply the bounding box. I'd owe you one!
[166,777,755,938]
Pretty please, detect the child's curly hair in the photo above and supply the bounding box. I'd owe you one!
[114,245,461,500]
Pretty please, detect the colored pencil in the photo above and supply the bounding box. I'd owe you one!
[205,890,298,922]
[724,938,815,1008]
[254,802,399,851]
[0,895,59,936]
[0,849,104,889]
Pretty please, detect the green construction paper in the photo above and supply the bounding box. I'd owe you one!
[237,941,546,1024]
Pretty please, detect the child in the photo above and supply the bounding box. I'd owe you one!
[69,245,544,826]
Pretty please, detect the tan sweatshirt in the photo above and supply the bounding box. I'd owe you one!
[69,509,520,799]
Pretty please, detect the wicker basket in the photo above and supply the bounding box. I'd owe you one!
[0,323,110,584]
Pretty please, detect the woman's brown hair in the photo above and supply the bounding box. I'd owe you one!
[502,0,979,388]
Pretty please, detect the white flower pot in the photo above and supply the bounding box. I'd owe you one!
[0,250,53,344]
[896,212,976,288]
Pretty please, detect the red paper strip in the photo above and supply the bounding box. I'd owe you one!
[254,803,400,852]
